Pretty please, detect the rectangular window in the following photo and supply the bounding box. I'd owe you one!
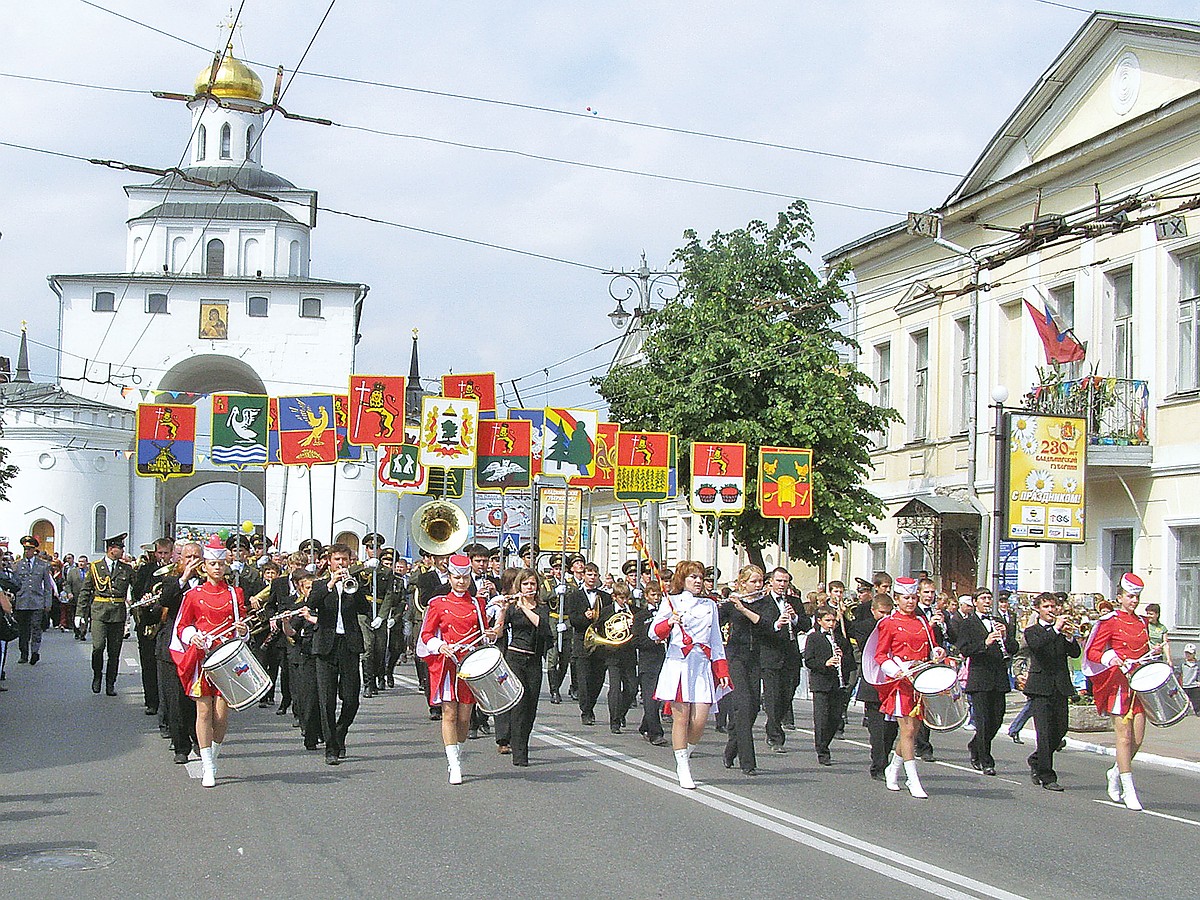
[1108,528,1134,597]
[93,291,115,312]
[1052,543,1073,594]
[910,330,929,442]
[247,295,269,318]
[1107,267,1134,379]
[1178,252,1200,392]
[904,541,925,577]
[870,542,887,574]
[1176,526,1200,628]
[146,292,168,314]
[873,342,891,449]
[300,297,322,318]
[953,317,971,434]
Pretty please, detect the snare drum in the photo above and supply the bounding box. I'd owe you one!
[1129,661,1191,728]
[202,639,272,710]
[912,663,968,732]
[458,646,524,715]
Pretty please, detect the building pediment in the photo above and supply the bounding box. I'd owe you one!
[894,280,939,317]
[948,13,1200,205]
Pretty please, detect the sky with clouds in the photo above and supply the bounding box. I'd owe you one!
[2,1,1197,413]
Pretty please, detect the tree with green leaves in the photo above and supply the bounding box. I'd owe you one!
[0,425,18,502]
[596,201,898,567]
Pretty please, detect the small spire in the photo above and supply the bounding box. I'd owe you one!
[15,322,31,383]
[406,329,424,424]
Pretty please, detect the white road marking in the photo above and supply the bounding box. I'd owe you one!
[1090,799,1200,827]
[536,725,1029,900]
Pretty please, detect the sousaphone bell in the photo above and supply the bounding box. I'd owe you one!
[411,500,470,555]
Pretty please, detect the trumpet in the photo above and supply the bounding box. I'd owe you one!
[342,575,359,594]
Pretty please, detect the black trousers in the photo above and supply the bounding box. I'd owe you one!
[574,651,606,718]
[1029,693,1069,784]
[14,609,45,658]
[864,701,899,777]
[781,656,802,727]
[136,631,159,711]
[315,637,361,755]
[967,689,1007,768]
[606,657,638,728]
[158,655,195,753]
[725,655,762,773]
[812,687,847,761]
[291,646,323,748]
[638,656,664,740]
[547,634,571,693]
[506,651,543,764]
[762,665,788,746]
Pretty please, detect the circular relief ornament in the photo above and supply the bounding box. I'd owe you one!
[93,454,109,473]
[37,452,55,469]
[1110,51,1140,116]
[341,462,360,479]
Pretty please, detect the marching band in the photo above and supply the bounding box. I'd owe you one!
[57,519,1190,808]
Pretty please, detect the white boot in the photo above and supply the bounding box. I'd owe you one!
[446,744,463,785]
[199,747,216,788]
[675,748,696,790]
[903,759,928,799]
[1106,765,1122,802]
[1119,772,1142,811]
[687,743,698,759]
[885,753,903,792]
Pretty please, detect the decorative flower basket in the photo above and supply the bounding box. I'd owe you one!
[1068,703,1109,733]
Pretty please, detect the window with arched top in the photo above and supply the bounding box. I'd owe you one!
[171,236,188,272]
[220,123,231,159]
[244,238,260,275]
[246,125,255,159]
[131,236,144,269]
[197,125,207,160]
[31,519,55,556]
[288,240,301,277]
[93,505,107,554]
[205,239,225,276]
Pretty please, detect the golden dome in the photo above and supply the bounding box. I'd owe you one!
[194,46,263,100]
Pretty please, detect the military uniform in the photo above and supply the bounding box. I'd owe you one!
[77,534,135,695]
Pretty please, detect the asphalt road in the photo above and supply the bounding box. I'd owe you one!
[1,632,1197,899]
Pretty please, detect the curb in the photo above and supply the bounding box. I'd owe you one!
[1017,726,1200,774]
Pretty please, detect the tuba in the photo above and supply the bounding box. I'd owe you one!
[410,500,469,556]
[584,609,634,654]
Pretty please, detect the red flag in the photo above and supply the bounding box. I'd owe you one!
[1025,300,1086,364]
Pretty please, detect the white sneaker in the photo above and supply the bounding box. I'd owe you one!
[1119,772,1142,811]
[446,744,463,785]
[903,759,928,799]
[1106,765,1122,803]
[674,748,696,790]
[199,747,216,788]
[885,753,902,792]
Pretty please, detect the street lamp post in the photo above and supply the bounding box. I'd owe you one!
[991,384,1009,611]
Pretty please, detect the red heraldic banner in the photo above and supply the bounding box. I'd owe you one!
[758,446,814,519]
[136,403,197,481]
[348,375,406,446]
[442,372,496,413]
[278,395,338,466]
[689,442,746,515]
[614,431,671,502]
[572,422,619,489]
[476,419,532,492]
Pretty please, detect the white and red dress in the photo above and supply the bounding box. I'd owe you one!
[417,591,488,705]
[872,611,937,718]
[170,580,248,698]
[1084,610,1149,716]
[650,590,730,704]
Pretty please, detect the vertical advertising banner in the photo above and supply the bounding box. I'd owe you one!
[758,447,813,519]
[476,419,533,492]
[538,486,583,553]
[1003,413,1086,543]
[136,403,196,480]
[210,394,269,468]
[689,441,747,515]
[348,375,406,446]
[613,431,671,502]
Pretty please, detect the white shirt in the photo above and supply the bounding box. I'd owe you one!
[334,584,345,635]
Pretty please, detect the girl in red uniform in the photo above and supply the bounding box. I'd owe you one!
[866,576,946,799]
[170,536,248,787]
[417,554,493,784]
[1083,573,1150,810]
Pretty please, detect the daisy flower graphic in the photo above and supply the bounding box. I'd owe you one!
[1025,470,1054,492]
[1062,476,1078,493]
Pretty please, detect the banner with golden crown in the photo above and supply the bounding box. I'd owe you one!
[419,396,478,468]
[690,441,746,515]
[136,403,196,481]
[758,447,813,519]
[614,431,671,502]
[442,372,496,413]
[348,375,406,446]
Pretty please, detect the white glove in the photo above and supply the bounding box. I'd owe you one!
[257,555,270,567]
[305,563,317,573]
[370,616,383,629]
[555,584,566,595]
[632,589,643,599]
[556,622,569,633]
[364,558,379,569]
[386,616,395,628]
[75,616,85,629]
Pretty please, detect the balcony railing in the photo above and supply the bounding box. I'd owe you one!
[1024,376,1149,446]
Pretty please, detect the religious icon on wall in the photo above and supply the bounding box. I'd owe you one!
[199,300,229,340]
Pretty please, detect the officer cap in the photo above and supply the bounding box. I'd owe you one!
[225,534,252,551]
[298,538,324,554]
[19,535,38,548]
[362,532,386,549]
[105,533,128,549]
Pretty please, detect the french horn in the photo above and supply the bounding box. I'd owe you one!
[584,609,634,654]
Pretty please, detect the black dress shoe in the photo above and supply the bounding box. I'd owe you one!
[1010,733,1024,744]
[983,767,997,776]
[918,752,935,762]
[723,750,736,769]
[325,754,340,766]
[833,730,844,740]
[276,706,289,715]
[742,768,758,776]
[429,707,442,720]
[715,724,727,734]
[1042,781,1064,792]
[772,744,788,754]
[610,725,622,735]
[468,728,480,740]
[970,760,983,771]
[173,751,190,764]
[29,653,39,666]
[549,691,562,704]
[818,758,832,767]
[92,676,102,694]
[145,707,158,716]
[581,715,595,726]
[568,689,578,700]
[1030,772,1044,786]
[18,655,27,664]
[479,723,492,735]
[105,686,117,697]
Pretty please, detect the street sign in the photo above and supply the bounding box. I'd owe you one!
[907,211,940,238]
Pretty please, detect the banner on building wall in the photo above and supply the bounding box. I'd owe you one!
[277,395,338,466]
[614,431,671,503]
[347,375,406,446]
[758,447,813,520]
[476,419,532,492]
[690,441,747,515]
[136,403,196,481]
[538,486,583,553]
[210,394,268,468]
[1003,412,1086,543]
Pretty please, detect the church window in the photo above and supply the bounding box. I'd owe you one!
[146,292,168,314]
[197,125,206,161]
[93,505,107,554]
[246,125,255,159]
[171,236,188,272]
[244,238,261,276]
[220,123,232,159]
[206,239,225,276]
[288,240,301,277]
[93,291,115,312]
[300,297,322,318]
[247,295,268,317]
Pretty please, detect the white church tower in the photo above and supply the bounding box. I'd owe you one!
[42,45,394,551]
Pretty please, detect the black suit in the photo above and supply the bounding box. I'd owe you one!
[633,606,666,741]
[1023,619,1081,785]
[956,612,1018,769]
[565,587,611,720]
[913,604,947,758]
[760,593,809,747]
[720,596,776,773]
[803,627,855,762]
[310,578,370,759]
[156,575,198,756]
[597,602,638,729]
